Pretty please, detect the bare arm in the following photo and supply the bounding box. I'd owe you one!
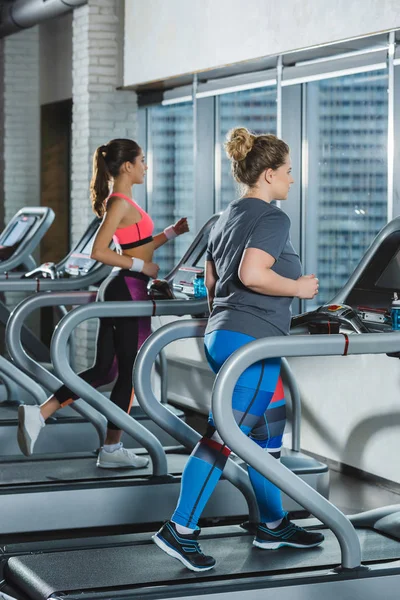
[205,259,218,312]
[153,218,189,251]
[239,248,318,299]
[152,232,169,250]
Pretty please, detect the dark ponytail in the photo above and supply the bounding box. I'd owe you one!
[90,146,110,218]
[90,139,142,218]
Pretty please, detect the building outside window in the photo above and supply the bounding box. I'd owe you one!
[217,86,277,210]
[148,102,194,276]
[304,69,388,307]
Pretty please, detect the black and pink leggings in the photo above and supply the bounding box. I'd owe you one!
[54,269,151,430]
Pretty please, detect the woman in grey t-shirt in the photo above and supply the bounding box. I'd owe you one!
[153,128,323,571]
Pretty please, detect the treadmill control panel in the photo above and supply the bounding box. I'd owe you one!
[61,222,98,277]
[65,236,96,275]
[0,215,37,257]
[173,266,204,296]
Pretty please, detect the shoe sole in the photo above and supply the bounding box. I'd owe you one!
[152,533,215,573]
[253,539,324,550]
[96,459,150,469]
[17,406,32,457]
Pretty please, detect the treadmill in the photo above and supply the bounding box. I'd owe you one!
[0,215,252,535]
[0,206,54,277]
[3,217,400,599]
[0,207,54,403]
[0,217,112,451]
[0,212,328,532]
[0,215,111,368]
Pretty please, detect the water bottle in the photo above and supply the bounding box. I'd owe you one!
[391,292,400,330]
[193,273,207,298]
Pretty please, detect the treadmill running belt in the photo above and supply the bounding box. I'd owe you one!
[6,528,400,600]
[0,453,187,485]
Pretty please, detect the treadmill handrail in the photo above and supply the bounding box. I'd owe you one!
[6,291,107,447]
[211,331,400,570]
[50,299,209,476]
[280,357,301,452]
[0,262,111,291]
[0,354,47,405]
[0,207,55,273]
[133,318,260,523]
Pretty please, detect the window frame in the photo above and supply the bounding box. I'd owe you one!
[138,31,399,315]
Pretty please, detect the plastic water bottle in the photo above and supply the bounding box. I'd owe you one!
[193,273,207,298]
[391,292,400,330]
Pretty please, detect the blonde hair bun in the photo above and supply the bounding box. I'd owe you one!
[225,127,255,162]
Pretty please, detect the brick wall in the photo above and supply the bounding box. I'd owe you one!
[3,28,40,221]
[72,0,138,370]
[1,28,40,323]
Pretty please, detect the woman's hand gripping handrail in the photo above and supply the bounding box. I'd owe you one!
[6,291,107,446]
[133,318,260,524]
[211,331,400,570]
[50,298,208,476]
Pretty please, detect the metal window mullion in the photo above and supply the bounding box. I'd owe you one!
[146,107,153,214]
[192,74,198,234]
[136,107,148,210]
[300,83,309,315]
[274,56,283,210]
[214,96,221,213]
[387,31,395,222]
[276,55,283,139]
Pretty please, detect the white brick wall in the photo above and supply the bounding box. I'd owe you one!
[3,28,40,222]
[72,0,138,370]
[1,28,40,318]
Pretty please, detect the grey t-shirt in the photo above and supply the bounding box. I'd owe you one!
[205,197,302,339]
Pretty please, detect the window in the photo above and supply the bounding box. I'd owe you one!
[304,70,388,307]
[217,86,277,210]
[149,102,194,276]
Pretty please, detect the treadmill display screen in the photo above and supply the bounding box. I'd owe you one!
[375,248,400,291]
[0,216,36,247]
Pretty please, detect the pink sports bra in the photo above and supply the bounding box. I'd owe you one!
[107,193,154,250]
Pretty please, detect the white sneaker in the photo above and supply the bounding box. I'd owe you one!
[17,405,45,456]
[96,446,149,469]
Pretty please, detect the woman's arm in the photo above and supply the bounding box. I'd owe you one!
[239,248,318,299]
[205,259,218,312]
[153,217,189,250]
[152,232,169,251]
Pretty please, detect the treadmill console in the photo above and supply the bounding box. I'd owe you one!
[64,235,96,276]
[169,213,220,297]
[0,215,37,251]
[56,218,102,277]
[173,266,204,296]
[294,221,400,335]
[22,217,103,279]
[333,228,400,331]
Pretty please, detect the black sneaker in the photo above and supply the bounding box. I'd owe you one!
[253,514,324,550]
[153,521,216,572]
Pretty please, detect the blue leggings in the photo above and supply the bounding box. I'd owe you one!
[172,329,286,528]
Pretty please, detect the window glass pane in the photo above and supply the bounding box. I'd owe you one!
[149,102,194,276]
[305,70,388,308]
[218,87,277,210]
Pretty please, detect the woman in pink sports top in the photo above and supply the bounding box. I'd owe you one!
[17,138,189,469]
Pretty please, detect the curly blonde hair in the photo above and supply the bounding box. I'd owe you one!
[225,127,289,188]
